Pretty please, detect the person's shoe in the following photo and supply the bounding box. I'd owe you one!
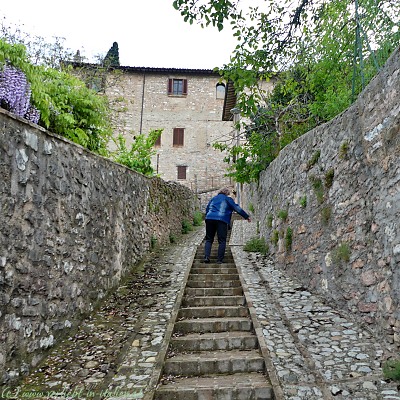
[216,260,224,264]
[204,258,210,264]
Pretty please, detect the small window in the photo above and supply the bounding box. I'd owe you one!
[173,128,184,147]
[216,83,226,99]
[154,134,161,147]
[168,78,188,96]
[177,165,187,180]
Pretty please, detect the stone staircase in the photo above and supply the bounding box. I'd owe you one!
[153,241,274,399]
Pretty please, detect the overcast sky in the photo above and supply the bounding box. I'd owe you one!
[0,0,241,70]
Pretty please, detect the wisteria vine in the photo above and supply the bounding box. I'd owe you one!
[0,65,40,124]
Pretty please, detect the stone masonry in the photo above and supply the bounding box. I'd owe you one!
[0,109,198,383]
[245,46,400,347]
[104,67,236,193]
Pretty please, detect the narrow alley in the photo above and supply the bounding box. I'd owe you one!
[6,222,400,400]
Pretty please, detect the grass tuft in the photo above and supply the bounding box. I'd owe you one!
[244,237,269,256]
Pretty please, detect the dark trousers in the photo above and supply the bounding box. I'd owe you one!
[204,219,228,262]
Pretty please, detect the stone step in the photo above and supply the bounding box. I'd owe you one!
[195,250,233,255]
[178,305,249,319]
[153,237,274,400]
[193,258,234,264]
[155,373,273,400]
[191,266,238,274]
[184,287,244,296]
[182,295,246,307]
[163,349,265,376]
[186,279,242,288]
[195,253,234,258]
[194,253,234,259]
[174,317,253,334]
[170,331,258,352]
[188,273,239,281]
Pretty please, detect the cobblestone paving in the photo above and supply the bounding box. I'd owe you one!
[231,221,400,400]
[8,229,204,400]
[6,223,400,400]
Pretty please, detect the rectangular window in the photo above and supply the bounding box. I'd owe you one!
[173,128,184,147]
[177,165,187,180]
[154,134,161,147]
[168,78,188,96]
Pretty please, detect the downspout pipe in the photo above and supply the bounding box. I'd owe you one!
[140,73,145,134]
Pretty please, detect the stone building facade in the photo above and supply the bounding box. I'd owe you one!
[103,66,235,196]
[75,64,274,207]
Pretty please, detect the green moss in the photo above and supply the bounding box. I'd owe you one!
[248,203,255,213]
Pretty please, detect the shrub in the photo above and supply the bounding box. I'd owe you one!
[332,242,351,264]
[321,206,332,225]
[306,150,321,170]
[271,230,279,245]
[266,214,273,228]
[35,66,113,155]
[383,359,400,382]
[309,175,324,204]
[112,129,162,176]
[181,219,193,234]
[325,169,335,189]
[150,236,157,249]
[299,195,307,208]
[277,209,288,221]
[169,234,176,244]
[192,211,203,226]
[244,237,269,256]
[0,39,113,156]
[285,227,293,251]
[339,140,349,160]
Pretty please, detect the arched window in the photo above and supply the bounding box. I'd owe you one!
[216,83,226,99]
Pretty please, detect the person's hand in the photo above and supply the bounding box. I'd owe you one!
[247,218,251,223]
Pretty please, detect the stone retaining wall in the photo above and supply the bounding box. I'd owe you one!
[246,47,400,346]
[0,110,197,383]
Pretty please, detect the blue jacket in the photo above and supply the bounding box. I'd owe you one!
[205,194,250,225]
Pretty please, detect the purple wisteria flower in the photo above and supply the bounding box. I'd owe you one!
[0,64,40,124]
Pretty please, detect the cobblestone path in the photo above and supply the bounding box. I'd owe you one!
[6,222,400,400]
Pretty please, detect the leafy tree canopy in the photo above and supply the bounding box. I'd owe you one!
[104,42,120,67]
[174,0,399,182]
[112,130,162,177]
